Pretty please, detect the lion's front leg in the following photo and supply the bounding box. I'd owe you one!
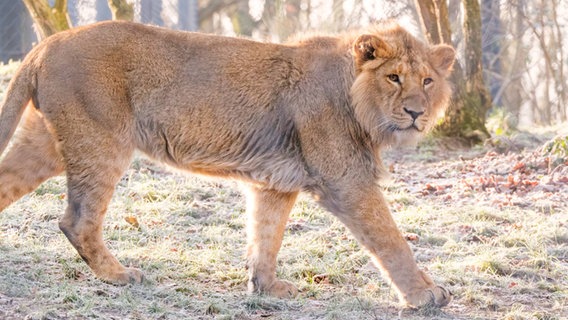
[319,184,451,308]
[243,186,299,298]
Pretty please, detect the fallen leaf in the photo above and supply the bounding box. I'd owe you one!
[313,274,330,284]
[404,233,420,242]
[558,176,568,183]
[512,162,526,172]
[124,216,140,228]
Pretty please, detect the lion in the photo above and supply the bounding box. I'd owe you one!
[0,20,455,308]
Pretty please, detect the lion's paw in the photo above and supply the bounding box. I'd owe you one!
[405,285,452,308]
[265,280,299,298]
[101,267,144,285]
[124,267,145,284]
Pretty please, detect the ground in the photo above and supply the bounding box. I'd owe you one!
[0,61,567,319]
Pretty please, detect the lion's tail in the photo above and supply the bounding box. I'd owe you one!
[0,58,37,156]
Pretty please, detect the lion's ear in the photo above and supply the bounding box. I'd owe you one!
[352,34,394,66]
[430,44,455,77]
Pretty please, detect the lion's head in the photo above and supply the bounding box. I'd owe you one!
[350,23,455,147]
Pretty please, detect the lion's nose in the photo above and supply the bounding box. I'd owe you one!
[403,107,424,121]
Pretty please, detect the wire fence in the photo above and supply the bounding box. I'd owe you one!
[0,0,198,63]
[0,0,35,63]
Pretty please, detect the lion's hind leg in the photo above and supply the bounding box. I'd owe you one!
[244,186,299,298]
[55,112,141,284]
[0,106,64,211]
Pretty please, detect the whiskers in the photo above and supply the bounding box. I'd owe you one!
[372,117,399,134]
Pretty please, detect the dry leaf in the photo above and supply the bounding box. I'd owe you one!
[124,215,140,228]
[404,233,420,242]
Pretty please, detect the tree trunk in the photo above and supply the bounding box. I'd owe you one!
[414,0,491,143]
[199,0,243,34]
[22,0,72,39]
[499,0,527,128]
[481,0,503,106]
[413,0,450,44]
[230,0,256,36]
[332,0,345,31]
[550,1,567,122]
[140,0,163,25]
[107,0,134,21]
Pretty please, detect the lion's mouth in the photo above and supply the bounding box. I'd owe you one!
[392,123,424,133]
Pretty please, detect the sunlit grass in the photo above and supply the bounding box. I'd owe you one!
[1,157,565,319]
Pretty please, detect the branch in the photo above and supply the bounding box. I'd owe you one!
[108,0,134,21]
[199,0,240,25]
[22,0,72,39]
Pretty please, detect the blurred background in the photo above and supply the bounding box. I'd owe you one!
[0,0,566,141]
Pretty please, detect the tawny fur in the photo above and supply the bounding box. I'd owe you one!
[0,21,455,308]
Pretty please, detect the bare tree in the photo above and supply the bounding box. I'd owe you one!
[332,0,345,31]
[261,0,303,41]
[230,0,256,36]
[521,0,567,124]
[198,0,240,34]
[108,0,134,21]
[23,0,135,40]
[22,0,72,39]
[495,0,528,128]
[414,0,491,143]
[481,0,504,106]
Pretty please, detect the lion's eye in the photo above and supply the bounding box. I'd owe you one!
[423,78,433,86]
[387,74,400,83]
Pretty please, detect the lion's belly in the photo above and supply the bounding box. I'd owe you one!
[133,112,309,192]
